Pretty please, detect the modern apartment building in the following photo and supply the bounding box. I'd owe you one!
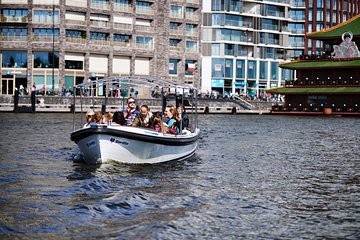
[0,0,201,96]
[200,0,360,97]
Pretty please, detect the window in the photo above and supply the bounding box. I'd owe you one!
[236,60,245,78]
[169,59,178,75]
[33,28,59,38]
[270,62,279,80]
[225,44,234,56]
[90,32,108,40]
[114,34,131,42]
[66,30,85,38]
[224,59,233,78]
[259,61,267,80]
[33,10,59,23]
[1,9,28,20]
[2,51,27,68]
[1,28,27,39]
[186,41,197,52]
[248,60,256,79]
[169,38,181,47]
[136,36,153,49]
[170,5,182,18]
[212,44,220,55]
[34,52,59,68]
[65,60,83,69]
[212,58,224,78]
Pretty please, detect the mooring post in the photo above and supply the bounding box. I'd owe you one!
[14,89,19,113]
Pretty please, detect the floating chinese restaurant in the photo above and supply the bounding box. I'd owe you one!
[268,14,360,116]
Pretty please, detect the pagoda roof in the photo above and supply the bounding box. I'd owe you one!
[306,14,360,40]
[266,86,360,95]
[279,59,360,69]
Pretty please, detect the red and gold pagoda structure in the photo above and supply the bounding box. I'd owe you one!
[268,14,360,116]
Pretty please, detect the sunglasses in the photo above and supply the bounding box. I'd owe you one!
[86,115,94,118]
[128,101,135,104]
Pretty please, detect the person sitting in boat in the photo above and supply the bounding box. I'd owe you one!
[83,110,96,128]
[176,104,189,130]
[94,111,105,124]
[112,111,127,126]
[131,104,153,128]
[164,104,179,134]
[122,97,140,126]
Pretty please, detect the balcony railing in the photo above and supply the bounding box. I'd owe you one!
[1,0,28,3]
[266,10,285,18]
[90,20,110,28]
[65,0,87,7]
[169,46,181,51]
[260,38,279,45]
[90,39,110,46]
[90,1,110,10]
[113,22,132,31]
[289,42,305,48]
[289,28,305,34]
[135,25,154,33]
[135,7,154,15]
[136,42,153,49]
[0,15,28,23]
[65,19,86,26]
[186,13,199,21]
[186,0,200,4]
[170,12,183,19]
[262,24,278,31]
[113,41,132,48]
[1,35,27,41]
[33,35,59,42]
[169,28,183,35]
[186,47,197,53]
[113,3,132,13]
[65,37,86,44]
[185,30,198,37]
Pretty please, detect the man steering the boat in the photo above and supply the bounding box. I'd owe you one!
[122,97,140,125]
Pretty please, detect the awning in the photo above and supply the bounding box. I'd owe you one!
[266,86,360,95]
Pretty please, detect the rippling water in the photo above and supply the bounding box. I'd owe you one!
[0,113,359,239]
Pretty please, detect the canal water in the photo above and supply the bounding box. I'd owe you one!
[0,113,359,239]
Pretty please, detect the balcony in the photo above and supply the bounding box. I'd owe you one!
[289,28,305,34]
[114,3,132,13]
[65,37,86,44]
[0,15,28,23]
[90,39,110,46]
[170,12,183,19]
[169,46,181,51]
[1,34,27,42]
[113,22,132,31]
[262,24,279,31]
[169,28,183,35]
[90,20,110,28]
[289,42,305,48]
[113,41,132,48]
[135,7,154,15]
[33,35,59,42]
[135,25,154,33]
[266,10,285,18]
[65,19,86,26]
[185,30,198,37]
[186,13,199,21]
[260,38,279,45]
[65,0,87,7]
[186,0,200,4]
[90,1,110,10]
[136,42,153,50]
[1,0,28,3]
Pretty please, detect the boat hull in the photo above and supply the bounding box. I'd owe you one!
[71,126,200,164]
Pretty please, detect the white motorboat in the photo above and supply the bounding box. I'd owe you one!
[70,76,200,164]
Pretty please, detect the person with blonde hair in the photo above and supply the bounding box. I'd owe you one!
[164,104,179,134]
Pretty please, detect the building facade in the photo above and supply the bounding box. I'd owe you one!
[0,0,201,96]
[200,0,360,97]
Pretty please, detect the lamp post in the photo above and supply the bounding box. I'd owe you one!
[51,2,55,94]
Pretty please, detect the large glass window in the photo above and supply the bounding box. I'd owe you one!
[169,59,178,75]
[34,52,59,68]
[212,58,224,78]
[1,28,27,40]
[225,44,234,55]
[90,31,108,40]
[270,62,279,80]
[170,5,182,18]
[216,29,242,41]
[33,28,59,38]
[66,30,85,38]
[1,9,28,21]
[186,40,197,52]
[65,76,74,90]
[248,60,256,79]
[113,34,131,42]
[236,59,245,78]
[224,59,233,78]
[33,10,59,23]
[259,61,268,80]
[2,51,27,68]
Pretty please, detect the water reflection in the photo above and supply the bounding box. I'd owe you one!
[0,113,359,239]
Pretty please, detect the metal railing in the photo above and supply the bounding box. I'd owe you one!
[113,3,132,13]
[90,20,110,28]
[65,37,86,44]
[1,35,27,41]
[65,19,86,26]
[0,15,28,23]
[113,22,133,31]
